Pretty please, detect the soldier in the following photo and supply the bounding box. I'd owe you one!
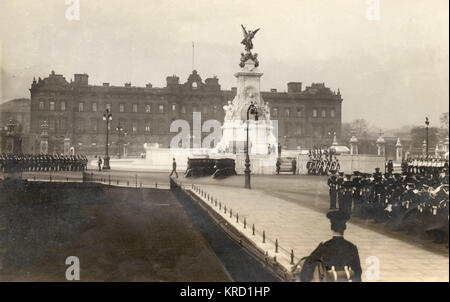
[292,158,297,175]
[276,158,281,175]
[98,157,103,171]
[299,210,362,282]
[341,175,354,215]
[328,174,338,210]
[352,171,363,217]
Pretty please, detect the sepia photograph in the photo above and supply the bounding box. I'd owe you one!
[0,0,448,291]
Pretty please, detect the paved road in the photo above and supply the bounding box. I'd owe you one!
[186,182,449,282]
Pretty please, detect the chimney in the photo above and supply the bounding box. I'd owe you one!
[146,83,153,88]
[270,88,277,93]
[124,82,131,87]
[166,75,179,87]
[74,73,89,85]
[287,82,302,93]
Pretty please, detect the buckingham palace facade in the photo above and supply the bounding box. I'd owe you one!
[29,70,342,156]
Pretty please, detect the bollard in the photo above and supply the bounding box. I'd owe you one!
[230,209,232,218]
[236,213,239,223]
[108,175,111,185]
[34,176,36,180]
[127,181,129,186]
[156,183,158,188]
[117,180,119,185]
[224,206,227,214]
[263,231,266,243]
[252,224,255,235]
[244,217,246,229]
[67,177,69,182]
[290,249,294,265]
[274,256,277,263]
[275,239,278,253]
[219,202,221,210]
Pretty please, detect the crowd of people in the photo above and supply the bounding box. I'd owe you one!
[328,159,449,243]
[0,154,88,173]
[306,148,340,176]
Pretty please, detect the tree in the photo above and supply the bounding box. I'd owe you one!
[341,119,369,142]
[409,126,439,152]
[351,119,369,137]
[440,112,449,131]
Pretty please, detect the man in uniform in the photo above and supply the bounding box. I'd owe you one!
[341,175,354,215]
[328,173,338,210]
[292,158,297,175]
[98,157,103,171]
[299,210,362,282]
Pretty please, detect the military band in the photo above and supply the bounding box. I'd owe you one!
[0,153,88,173]
[306,147,340,176]
[327,161,449,243]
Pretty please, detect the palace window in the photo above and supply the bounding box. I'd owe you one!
[119,103,125,113]
[213,105,218,114]
[132,103,138,113]
[91,119,98,131]
[285,108,291,118]
[312,108,318,118]
[181,105,186,114]
[49,101,55,111]
[172,104,176,112]
[330,108,336,118]
[272,107,279,118]
[60,119,66,131]
[159,104,165,113]
[321,108,327,118]
[78,102,84,112]
[92,102,98,112]
[39,101,45,111]
[296,108,303,118]
[60,101,66,111]
[145,120,151,132]
[296,125,302,136]
[106,103,111,111]
[145,104,151,113]
[49,119,55,131]
[132,121,138,132]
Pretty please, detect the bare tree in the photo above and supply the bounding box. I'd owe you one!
[440,112,449,131]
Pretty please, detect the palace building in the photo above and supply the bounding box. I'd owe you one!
[28,70,342,156]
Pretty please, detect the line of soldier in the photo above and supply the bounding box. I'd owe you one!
[0,153,88,173]
[306,148,340,176]
[328,165,449,243]
[402,157,448,176]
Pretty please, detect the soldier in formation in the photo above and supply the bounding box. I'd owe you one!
[404,157,448,176]
[327,162,449,243]
[0,153,88,173]
[306,147,340,176]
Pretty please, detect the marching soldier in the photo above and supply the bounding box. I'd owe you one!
[328,173,338,210]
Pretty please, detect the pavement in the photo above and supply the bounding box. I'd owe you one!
[173,175,449,282]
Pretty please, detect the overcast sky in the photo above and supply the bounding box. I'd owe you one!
[0,0,448,129]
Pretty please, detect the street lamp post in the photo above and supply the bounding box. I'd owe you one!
[245,102,258,189]
[116,123,124,159]
[425,117,430,159]
[103,109,112,170]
